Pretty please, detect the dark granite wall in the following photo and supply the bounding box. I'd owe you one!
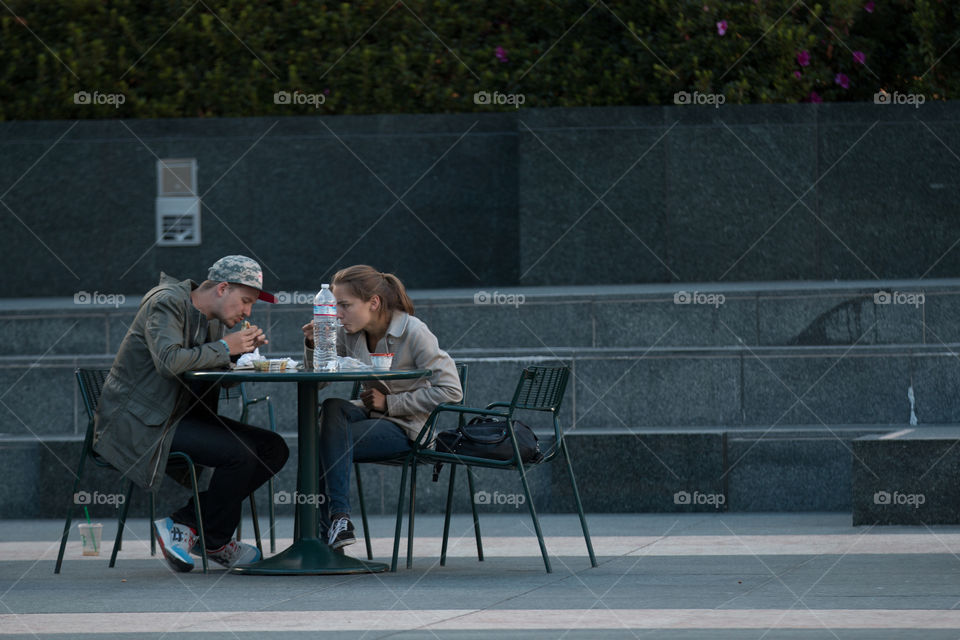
[2,103,958,298]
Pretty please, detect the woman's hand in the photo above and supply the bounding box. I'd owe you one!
[301,322,314,349]
[360,388,387,413]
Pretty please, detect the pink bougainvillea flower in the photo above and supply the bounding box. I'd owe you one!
[716,20,727,35]
[794,70,802,79]
[864,1,875,13]
[853,51,866,65]
[495,46,509,63]
[797,50,810,66]
[809,91,823,103]
[835,73,850,89]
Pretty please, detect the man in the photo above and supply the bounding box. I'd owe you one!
[93,255,289,572]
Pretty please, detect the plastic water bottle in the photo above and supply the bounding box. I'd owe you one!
[312,284,338,371]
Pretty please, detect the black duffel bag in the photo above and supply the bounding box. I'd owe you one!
[435,416,543,463]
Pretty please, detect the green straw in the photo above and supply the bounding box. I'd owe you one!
[82,506,98,553]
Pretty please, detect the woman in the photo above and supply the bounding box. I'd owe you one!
[301,265,463,549]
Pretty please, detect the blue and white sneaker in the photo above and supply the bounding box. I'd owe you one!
[153,517,197,572]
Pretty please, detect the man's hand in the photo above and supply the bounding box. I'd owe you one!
[301,322,314,349]
[223,325,268,355]
[360,388,387,413]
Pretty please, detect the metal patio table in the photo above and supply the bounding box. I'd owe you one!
[184,367,433,575]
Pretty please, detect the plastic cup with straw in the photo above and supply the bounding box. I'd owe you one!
[79,506,101,556]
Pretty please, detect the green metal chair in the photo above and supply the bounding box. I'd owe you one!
[56,369,210,573]
[350,363,474,561]
[391,365,597,573]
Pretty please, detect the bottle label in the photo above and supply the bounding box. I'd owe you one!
[313,304,336,316]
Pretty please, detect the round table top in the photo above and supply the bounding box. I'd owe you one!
[183,368,433,383]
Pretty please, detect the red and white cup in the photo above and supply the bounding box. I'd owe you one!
[370,353,394,369]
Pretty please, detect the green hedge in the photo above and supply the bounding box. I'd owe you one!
[0,0,956,120]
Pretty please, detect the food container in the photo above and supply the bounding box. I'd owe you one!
[370,353,394,369]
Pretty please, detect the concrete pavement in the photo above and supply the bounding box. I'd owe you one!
[2,513,960,639]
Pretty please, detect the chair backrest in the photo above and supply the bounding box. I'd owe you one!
[508,365,569,413]
[76,369,110,422]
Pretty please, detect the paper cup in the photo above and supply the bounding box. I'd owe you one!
[268,359,287,372]
[78,522,103,556]
[370,353,393,369]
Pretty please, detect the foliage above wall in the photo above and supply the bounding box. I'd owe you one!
[0,0,955,120]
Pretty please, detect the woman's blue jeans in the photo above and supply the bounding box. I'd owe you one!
[318,397,412,525]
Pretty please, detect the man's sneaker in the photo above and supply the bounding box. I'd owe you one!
[327,516,356,549]
[206,540,261,568]
[153,517,197,572]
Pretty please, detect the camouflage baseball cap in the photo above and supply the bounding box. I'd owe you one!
[207,255,276,303]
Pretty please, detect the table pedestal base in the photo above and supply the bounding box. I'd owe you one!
[230,538,388,575]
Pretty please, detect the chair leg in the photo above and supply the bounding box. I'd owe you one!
[440,464,457,566]
[517,462,551,574]
[185,461,208,573]
[406,461,418,569]
[55,448,90,574]
[355,462,373,560]
[249,493,263,556]
[465,467,484,562]
[149,492,157,556]
[109,480,135,568]
[268,476,276,554]
[391,459,411,572]
[562,440,597,567]
[293,474,300,541]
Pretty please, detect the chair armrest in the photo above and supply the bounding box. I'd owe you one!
[411,405,510,448]
[485,401,512,410]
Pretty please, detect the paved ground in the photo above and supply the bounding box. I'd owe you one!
[2,512,960,639]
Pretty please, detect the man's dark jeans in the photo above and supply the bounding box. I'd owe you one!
[169,412,288,549]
